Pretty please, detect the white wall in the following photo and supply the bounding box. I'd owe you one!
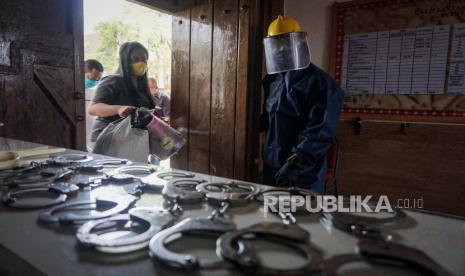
[284,0,350,71]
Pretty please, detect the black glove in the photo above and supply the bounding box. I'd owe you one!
[274,153,307,187]
[131,107,153,129]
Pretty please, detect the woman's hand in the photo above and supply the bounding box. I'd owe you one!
[118,106,135,117]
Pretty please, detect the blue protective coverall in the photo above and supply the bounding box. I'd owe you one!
[261,63,344,194]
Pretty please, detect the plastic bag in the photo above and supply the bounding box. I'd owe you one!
[92,116,149,162]
[146,115,185,160]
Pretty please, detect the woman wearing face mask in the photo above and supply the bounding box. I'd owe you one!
[88,42,155,143]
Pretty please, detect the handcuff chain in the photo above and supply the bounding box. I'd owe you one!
[278,211,297,225]
[350,224,389,241]
[76,172,110,190]
[165,199,183,217]
[128,179,146,197]
[209,201,230,220]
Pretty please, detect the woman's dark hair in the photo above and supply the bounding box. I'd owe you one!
[117,42,154,109]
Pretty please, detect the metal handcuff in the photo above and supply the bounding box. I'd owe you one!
[255,186,320,225]
[38,194,138,225]
[0,153,91,178]
[141,170,196,190]
[149,215,237,270]
[71,164,147,191]
[0,154,101,188]
[196,181,261,207]
[0,162,44,182]
[323,239,453,276]
[2,182,79,209]
[162,178,207,215]
[76,207,175,254]
[73,168,194,253]
[321,200,407,241]
[320,200,452,275]
[0,158,129,208]
[110,165,156,177]
[195,181,261,220]
[66,158,133,175]
[47,153,94,166]
[106,165,156,190]
[86,158,132,167]
[67,159,133,189]
[0,168,75,188]
[217,221,323,275]
[147,181,261,270]
[38,166,153,225]
[108,167,198,195]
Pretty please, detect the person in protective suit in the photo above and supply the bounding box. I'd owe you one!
[261,16,344,194]
[88,41,155,143]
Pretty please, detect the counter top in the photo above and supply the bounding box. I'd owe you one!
[0,137,464,276]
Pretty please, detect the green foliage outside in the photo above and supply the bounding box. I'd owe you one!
[85,2,171,90]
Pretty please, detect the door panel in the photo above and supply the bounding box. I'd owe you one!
[0,0,84,149]
[170,10,191,170]
[210,0,238,177]
[188,4,213,174]
[170,0,283,180]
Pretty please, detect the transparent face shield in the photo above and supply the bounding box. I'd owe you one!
[263,32,311,74]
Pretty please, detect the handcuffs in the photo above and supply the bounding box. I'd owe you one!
[0,155,111,182]
[77,207,174,253]
[2,182,79,209]
[98,165,157,196]
[255,186,320,224]
[0,154,103,188]
[320,199,452,275]
[73,165,151,190]
[73,168,193,254]
[69,158,133,176]
[196,181,260,207]
[162,178,207,215]
[47,154,93,166]
[321,200,407,241]
[107,165,156,187]
[0,168,74,188]
[86,158,132,167]
[323,239,453,276]
[111,165,155,177]
[217,221,323,275]
[0,162,44,181]
[195,181,260,220]
[142,170,196,190]
[149,216,237,270]
[38,194,137,225]
[148,181,262,270]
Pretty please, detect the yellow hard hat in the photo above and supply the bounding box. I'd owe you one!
[267,15,302,37]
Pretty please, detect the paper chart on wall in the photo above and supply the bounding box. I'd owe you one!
[341,25,454,95]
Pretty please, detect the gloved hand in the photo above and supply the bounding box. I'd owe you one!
[118,106,135,118]
[274,153,307,187]
[131,107,154,129]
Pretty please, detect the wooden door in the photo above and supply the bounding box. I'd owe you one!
[0,0,85,150]
[170,0,283,180]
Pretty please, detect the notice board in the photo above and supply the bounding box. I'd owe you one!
[331,0,465,119]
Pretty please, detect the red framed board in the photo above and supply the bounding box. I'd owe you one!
[330,0,465,119]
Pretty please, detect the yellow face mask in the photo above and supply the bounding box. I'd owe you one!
[131,61,147,76]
